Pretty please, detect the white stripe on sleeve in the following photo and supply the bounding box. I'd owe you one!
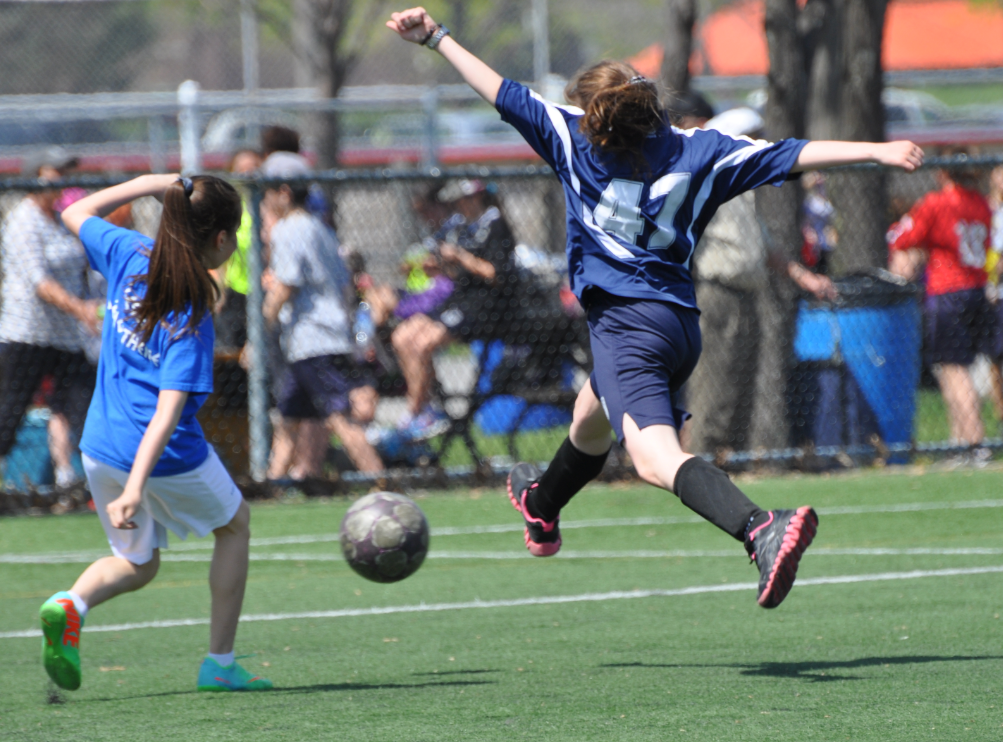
[683,139,772,267]
[528,90,635,261]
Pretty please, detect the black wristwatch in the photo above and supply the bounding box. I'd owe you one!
[423,24,451,50]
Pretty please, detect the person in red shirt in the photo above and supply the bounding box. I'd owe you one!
[888,154,993,448]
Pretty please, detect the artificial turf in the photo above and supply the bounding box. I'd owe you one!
[1,466,1002,740]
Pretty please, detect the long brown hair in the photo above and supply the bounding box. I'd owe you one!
[565,60,666,168]
[129,175,241,342]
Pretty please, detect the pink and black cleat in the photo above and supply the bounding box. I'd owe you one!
[506,462,561,557]
[745,507,818,608]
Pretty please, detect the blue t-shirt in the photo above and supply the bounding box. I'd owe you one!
[78,217,215,476]
[495,79,808,308]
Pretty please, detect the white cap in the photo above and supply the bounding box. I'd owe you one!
[705,107,764,138]
[437,179,486,203]
[260,151,312,178]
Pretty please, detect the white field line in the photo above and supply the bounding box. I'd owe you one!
[4,498,1002,564]
[5,546,1003,565]
[3,564,1003,640]
[8,497,1000,562]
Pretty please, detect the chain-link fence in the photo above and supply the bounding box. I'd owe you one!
[1,156,1002,510]
[0,0,678,172]
[7,0,993,177]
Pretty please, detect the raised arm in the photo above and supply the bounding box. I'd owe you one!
[61,173,179,237]
[792,140,924,173]
[387,7,503,105]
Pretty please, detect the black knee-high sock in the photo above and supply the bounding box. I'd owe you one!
[528,437,609,522]
[672,457,767,542]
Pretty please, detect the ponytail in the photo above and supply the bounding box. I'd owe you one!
[565,60,667,170]
[129,175,241,342]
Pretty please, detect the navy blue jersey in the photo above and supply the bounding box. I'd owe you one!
[495,79,808,308]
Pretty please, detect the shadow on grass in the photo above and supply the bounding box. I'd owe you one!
[276,679,497,694]
[74,678,497,703]
[600,655,1003,682]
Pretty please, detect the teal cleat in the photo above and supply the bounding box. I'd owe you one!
[197,657,273,692]
[40,592,84,691]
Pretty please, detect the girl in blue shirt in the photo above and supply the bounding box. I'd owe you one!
[388,7,924,609]
[39,174,272,692]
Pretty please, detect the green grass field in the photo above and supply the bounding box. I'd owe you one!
[2,467,1003,741]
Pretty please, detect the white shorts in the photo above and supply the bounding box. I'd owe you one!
[83,450,243,565]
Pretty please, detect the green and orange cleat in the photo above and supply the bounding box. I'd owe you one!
[40,592,84,691]
[197,657,273,692]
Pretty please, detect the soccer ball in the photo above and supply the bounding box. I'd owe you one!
[339,491,430,583]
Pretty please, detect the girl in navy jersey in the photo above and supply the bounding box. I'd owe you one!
[39,174,272,692]
[388,7,923,608]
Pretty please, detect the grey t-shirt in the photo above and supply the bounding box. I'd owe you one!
[269,210,353,362]
[0,198,89,351]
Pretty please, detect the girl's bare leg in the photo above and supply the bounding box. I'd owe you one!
[48,412,74,474]
[568,382,613,456]
[990,363,1003,421]
[620,414,694,493]
[70,552,160,609]
[208,500,250,655]
[290,420,327,479]
[391,314,450,415]
[267,413,298,479]
[328,414,383,473]
[936,363,984,446]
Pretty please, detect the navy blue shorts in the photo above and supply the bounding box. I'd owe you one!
[924,288,997,366]
[585,290,702,444]
[276,354,371,420]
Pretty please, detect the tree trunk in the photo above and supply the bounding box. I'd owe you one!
[802,0,841,141]
[293,0,356,169]
[661,0,696,96]
[751,0,807,452]
[828,0,888,274]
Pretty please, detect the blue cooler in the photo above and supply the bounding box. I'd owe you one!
[792,273,921,456]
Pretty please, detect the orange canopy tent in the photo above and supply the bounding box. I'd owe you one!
[629,0,1003,77]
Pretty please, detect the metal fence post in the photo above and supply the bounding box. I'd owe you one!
[246,184,270,481]
[177,79,202,175]
[421,87,439,169]
[240,0,261,148]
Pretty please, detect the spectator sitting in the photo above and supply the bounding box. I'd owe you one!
[390,179,520,440]
[260,153,384,474]
[0,148,100,487]
[364,184,459,328]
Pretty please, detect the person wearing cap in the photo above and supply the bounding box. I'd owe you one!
[0,148,101,487]
[390,177,521,439]
[684,108,836,458]
[258,152,385,475]
[670,89,715,130]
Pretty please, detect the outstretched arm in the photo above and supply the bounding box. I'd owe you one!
[792,140,924,173]
[387,7,503,105]
[61,173,179,237]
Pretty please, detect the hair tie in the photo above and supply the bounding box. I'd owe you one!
[178,177,194,197]
[629,76,649,85]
